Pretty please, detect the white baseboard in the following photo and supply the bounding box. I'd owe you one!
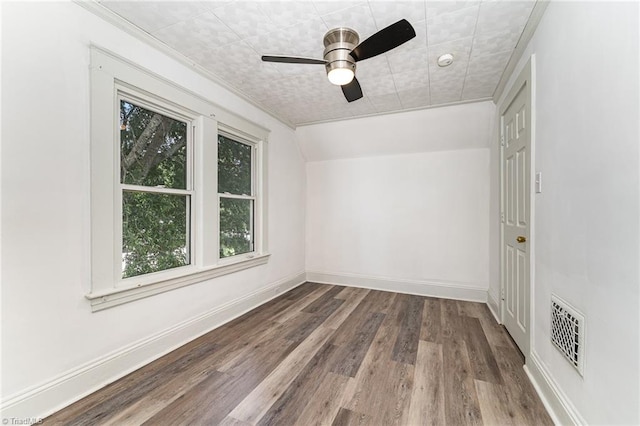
[0,271,306,421]
[306,271,487,303]
[487,292,501,323]
[525,351,586,426]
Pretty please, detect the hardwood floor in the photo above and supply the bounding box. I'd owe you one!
[43,283,553,426]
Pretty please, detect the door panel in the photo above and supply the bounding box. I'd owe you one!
[506,245,515,315]
[501,81,530,356]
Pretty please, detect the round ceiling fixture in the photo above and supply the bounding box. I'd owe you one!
[437,53,454,67]
[327,68,355,85]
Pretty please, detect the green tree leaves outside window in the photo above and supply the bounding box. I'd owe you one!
[218,135,254,258]
[120,100,189,278]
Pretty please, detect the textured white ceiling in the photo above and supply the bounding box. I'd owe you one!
[98,0,536,126]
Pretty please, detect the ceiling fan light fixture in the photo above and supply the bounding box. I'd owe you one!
[261,19,416,102]
[327,67,355,85]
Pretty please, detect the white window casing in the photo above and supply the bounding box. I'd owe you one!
[87,47,269,311]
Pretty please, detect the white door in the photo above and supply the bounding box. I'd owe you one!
[501,75,531,356]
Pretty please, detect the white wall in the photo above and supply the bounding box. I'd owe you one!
[0,0,305,416]
[494,2,640,424]
[302,103,495,300]
[298,101,495,161]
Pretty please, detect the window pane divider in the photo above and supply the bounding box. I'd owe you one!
[122,184,193,195]
[218,193,255,200]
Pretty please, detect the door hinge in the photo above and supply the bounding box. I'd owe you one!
[501,288,505,301]
[500,135,505,146]
[500,212,505,223]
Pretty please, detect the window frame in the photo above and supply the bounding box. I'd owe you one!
[87,47,270,311]
[217,129,260,263]
[116,91,196,285]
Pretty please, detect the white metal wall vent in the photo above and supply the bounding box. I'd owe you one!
[551,295,585,376]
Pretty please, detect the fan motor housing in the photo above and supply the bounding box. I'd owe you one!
[323,27,359,76]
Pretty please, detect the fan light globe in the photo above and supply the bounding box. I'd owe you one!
[327,68,355,86]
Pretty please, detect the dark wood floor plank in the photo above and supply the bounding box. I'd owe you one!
[456,300,516,351]
[392,294,424,365]
[329,290,392,347]
[440,298,462,340]
[302,285,343,313]
[324,287,370,330]
[494,345,555,426]
[442,338,483,425]
[420,297,441,343]
[222,335,298,379]
[214,284,320,342]
[141,370,235,425]
[143,336,297,425]
[295,373,351,425]
[331,408,372,426]
[103,340,250,425]
[355,288,398,315]
[343,318,415,425]
[272,284,334,324]
[478,306,517,350]
[44,339,221,425]
[283,282,322,300]
[43,283,553,426]
[216,320,298,373]
[102,366,217,425]
[342,321,394,413]
[334,286,365,300]
[42,334,220,424]
[330,312,385,377]
[256,342,339,425]
[228,325,335,423]
[370,360,414,425]
[457,300,487,318]
[462,315,504,384]
[285,298,344,343]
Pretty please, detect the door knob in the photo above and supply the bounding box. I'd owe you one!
[516,236,527,243]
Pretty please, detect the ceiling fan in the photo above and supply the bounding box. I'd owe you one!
[261,19,416,102]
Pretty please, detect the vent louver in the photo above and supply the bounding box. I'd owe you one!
[551,295,585,376]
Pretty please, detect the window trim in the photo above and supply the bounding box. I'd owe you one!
[87,46,270,311]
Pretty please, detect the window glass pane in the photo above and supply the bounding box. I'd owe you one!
[219,197,253,258]
[122,191,190,278]
[120,100,187,189]
[218,134,252,195]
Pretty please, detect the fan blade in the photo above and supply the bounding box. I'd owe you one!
[341,77,363,102]
[261,55,326,65]
[350,19,416,62]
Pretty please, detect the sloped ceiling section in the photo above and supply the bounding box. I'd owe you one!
[98,0,535,126]
[297,100,495,161]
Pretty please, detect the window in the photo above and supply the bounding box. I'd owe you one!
[87,47,269,311]
[218,133,255,259]
[120,98,192,278]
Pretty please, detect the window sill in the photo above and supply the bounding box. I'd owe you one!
[86,253,270,312]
